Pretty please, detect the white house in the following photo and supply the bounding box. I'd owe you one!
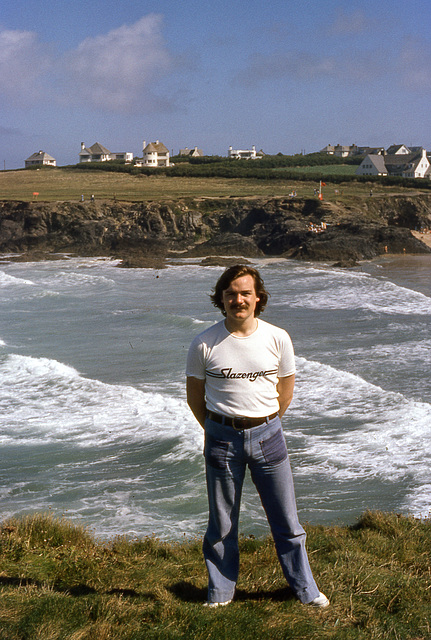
[356,148,430,179]
[356,154,388,176]
[79,142,133,163]
[228,145,264,160]
[135,140,170,167]
[394,149,430,179]
[25,150,56,168]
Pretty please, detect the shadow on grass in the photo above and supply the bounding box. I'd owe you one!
[0,576,152,600]
[169,581,295,604]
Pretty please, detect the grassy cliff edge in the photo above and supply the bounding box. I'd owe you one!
[0,511,429,639]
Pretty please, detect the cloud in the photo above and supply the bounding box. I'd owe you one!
[328,9,369,35]
[63,14,174,112]
[0,15,180,114]
[0,28,51,103]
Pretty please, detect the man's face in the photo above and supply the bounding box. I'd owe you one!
[221,274,260,321]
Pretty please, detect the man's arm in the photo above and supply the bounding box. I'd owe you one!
[186,376,206,428]
[277,374,295,418]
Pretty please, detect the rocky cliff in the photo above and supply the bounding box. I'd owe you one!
[0,194,430,266]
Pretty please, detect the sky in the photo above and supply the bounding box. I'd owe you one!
[1,0,431,169]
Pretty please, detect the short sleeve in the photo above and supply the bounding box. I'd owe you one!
[277,331,296,377]
[186,336,206,379]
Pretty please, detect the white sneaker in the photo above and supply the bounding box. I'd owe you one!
[203,599,232,608]
[308,592,330,608]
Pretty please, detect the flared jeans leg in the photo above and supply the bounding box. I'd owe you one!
[249,454,320,603]
[203,456,245,604]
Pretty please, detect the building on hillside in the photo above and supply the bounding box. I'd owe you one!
[320,144,336,155]
[386,144,411,155]
[179,146,204,157]
[355,154,388,176]
[134,140,170,167]
[228,145,264,159]
[320,144,358,156]
[320,144,385,157]
[356,148,430,179]
[356,146,385,156]
[79,142,133,163]
[25,150,57,168]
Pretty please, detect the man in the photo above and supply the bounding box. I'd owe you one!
[186,264,329,608]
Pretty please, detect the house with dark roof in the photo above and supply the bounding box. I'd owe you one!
[79,142,133,163]
[25,150,56,168]
[179,146,203,157]
[386,144,410,155]
[320,144,385,157]
[356,148,430,179]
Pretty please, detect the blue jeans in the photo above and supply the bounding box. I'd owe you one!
[203,414,320,604]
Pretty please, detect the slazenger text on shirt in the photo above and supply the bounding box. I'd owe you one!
[219,367,278,382]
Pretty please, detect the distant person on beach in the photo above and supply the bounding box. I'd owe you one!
[186,264,329,609]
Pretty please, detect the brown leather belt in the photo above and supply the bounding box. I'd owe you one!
[206,410,278,430]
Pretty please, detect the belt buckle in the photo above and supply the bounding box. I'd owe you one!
[232,417,248,430]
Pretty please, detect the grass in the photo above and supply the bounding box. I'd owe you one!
[0,167,426,203]
[0,511,429,639]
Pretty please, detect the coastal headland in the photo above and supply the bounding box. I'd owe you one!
[1,169,431,266]
[1,192,430,267]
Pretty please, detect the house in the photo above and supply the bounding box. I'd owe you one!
[386,149,430,178]
[228,145,264,159]
[320,143,359,157]
[79,142,133,163]
[386,144,410,155]
[356,148,430,179]
[25,150,56,168]
[320,144,384,157]
[356,154,388,176]
[355,146,385,156]
[320,144,335,155]
[179,146,203,157]
[334,144,357,157]
[134,140,170,167]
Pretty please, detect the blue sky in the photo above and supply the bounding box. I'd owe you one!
[1,0,431,169]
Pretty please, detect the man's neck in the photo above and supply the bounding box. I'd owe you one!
[224,316,258,337]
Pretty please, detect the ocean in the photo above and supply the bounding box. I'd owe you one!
[0,255,430,539]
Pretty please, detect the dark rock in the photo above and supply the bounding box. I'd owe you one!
[331,259,360,268]
[184,233,264,258]
[199,257,252,267]
[289,223,430,262]
[1,195,431,265]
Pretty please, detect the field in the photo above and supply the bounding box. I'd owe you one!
[0,167,425,203]
[0,511,429,639]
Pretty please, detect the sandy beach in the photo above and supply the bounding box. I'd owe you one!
[412,230,431,248]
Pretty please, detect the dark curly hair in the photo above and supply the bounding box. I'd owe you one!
[210,264,269,317]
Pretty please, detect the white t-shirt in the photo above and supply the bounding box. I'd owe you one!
[186,318,296,417]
